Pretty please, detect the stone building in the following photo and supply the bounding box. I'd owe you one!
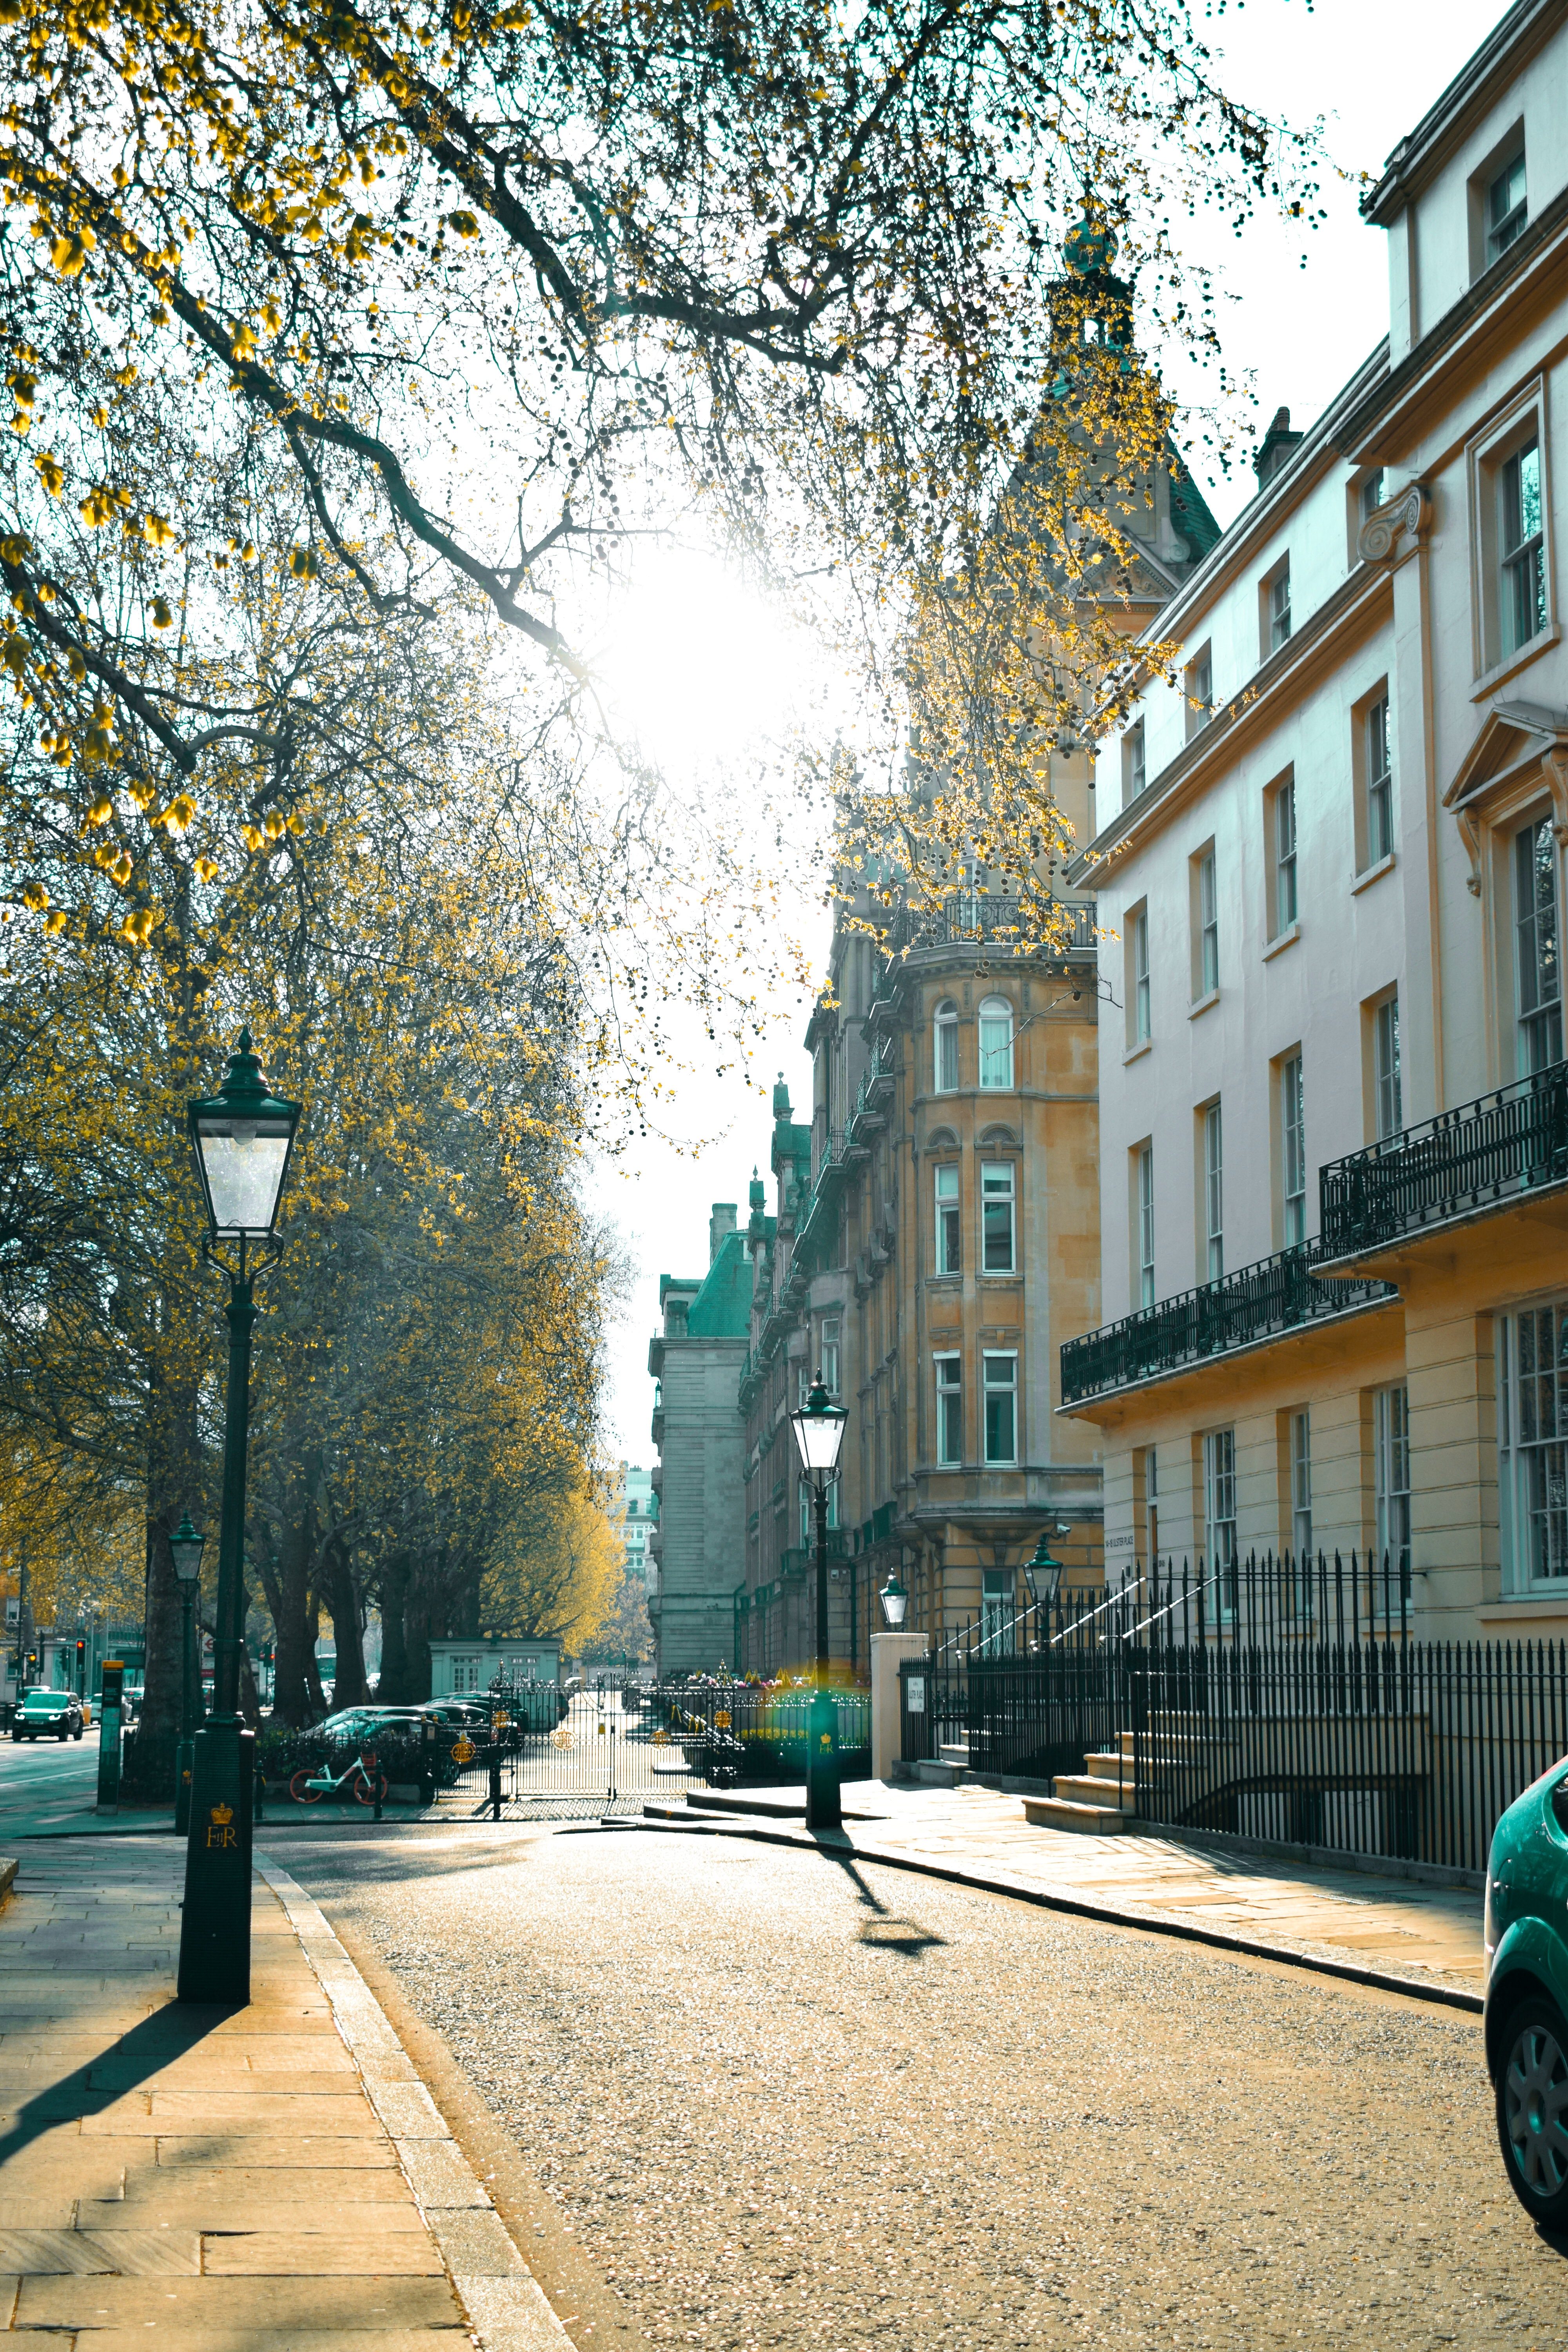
[646,1206,752,1677]
[1062,0,1568,1641]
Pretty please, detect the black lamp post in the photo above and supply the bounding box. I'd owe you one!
[169,1512,207,1837]
[177,1029,301,2006]
[1023,1532,1065,1646]
[878,1568,909,1630]
[788,1367,848,1832]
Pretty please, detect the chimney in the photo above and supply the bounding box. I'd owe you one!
[708,1203,738,1265]
[1254,405,1303,487]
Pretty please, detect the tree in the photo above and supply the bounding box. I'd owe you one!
[0,0,1323,882]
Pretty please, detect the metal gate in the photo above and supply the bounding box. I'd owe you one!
[437,1686,708,1818]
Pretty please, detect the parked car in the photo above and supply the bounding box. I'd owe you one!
[1484,1763,1568,2226]
[312,1705,425,1741]
[11,1688,85,1742]
[414,1699,492,1730]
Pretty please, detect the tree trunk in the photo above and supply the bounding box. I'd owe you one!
[271,1501,316,1728]
[377,1552,413,1701]
[303,1590,328,1719]
[324,1540,368,1708]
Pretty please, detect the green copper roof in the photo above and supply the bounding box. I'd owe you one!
[686,1227,754,1338]
[1169,454,1222,564]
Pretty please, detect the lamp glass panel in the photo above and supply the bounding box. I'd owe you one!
[170,1535,205,1585]
[880,1581,908,1629]
[791,1406,846,1474]
[196,1117,293,1235]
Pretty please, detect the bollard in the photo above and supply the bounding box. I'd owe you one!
[489,1753,502,1822]
[253,1763,266,1824]
[420,1720,436,1808]
[370,1749,382,1822]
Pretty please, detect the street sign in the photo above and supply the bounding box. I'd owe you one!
[97,1661,125,1811]
[451,1735,475,1765]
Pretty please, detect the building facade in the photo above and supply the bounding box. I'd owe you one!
[617,1464,654,1589]
[646,1207,752,1678]
[1063,0,1568,1642]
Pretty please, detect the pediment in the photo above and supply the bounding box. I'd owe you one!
[1443,700,1568,812]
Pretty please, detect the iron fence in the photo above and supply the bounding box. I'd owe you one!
[898,1554,1566,1874]
[1319,1053,1568,1260]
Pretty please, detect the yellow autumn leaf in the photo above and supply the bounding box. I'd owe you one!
[240,822,263,851]
[20,879,48,910]
[32,451,63,496]
[151,596,174,628]
[43,908,67,935]
[86,793,113,826]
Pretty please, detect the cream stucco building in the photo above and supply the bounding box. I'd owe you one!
[1062,0,1568,1642]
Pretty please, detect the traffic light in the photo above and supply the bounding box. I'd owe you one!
[75,1638,86,1693]
[24,1646,38,1682]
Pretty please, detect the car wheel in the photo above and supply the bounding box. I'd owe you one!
[73,1727,83,1741]
[1497,1994,1568,2228]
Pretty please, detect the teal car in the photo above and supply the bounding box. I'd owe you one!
[1485,1763,1568,2225]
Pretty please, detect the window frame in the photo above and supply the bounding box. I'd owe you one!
[982,1350,1018,1467]
[1468,388,1555,682]
[933,1352,963,1468]
[1372,1383,1412,1600]
[1279,1049,1306,1248]
[1514,811,1564,1076]
[1498,1299,1568,1590]
[1290,1408,1313,1565]
[1261,559,1292,659]
[980,1160,1017,1276]
[1487,146,1528,265]
[1202,1099,1224,1282]
[1123,720,1147,802]
[820,1317,842,1400]
[1373,991,1403,1142]
[1125,901,1151,1049]
[1185,643,1214,741]
[1501,439,1547,658]
[1267,772,1298,939]
[1191,842,1220,999]
[1203,1426,1238,1614]
[933,998,959,1094]
[933,1160,961,1276]
[1137,1141,1155,1310]
[977,994,1015,1091]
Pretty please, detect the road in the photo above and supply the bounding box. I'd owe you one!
[266,1820,1568,2352]
[0,1719,103,1831]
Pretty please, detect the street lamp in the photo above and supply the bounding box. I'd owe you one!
[788,1368,847,1833]
[169,1513,206,1838]
[178,1029,302,2006]
[1024,1532,1065,1643]
[878,1567,909,1631]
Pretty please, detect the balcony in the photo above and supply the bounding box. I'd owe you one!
[1319,1058,1568,1263]
[883,893,1097,958]
[1060,1240,1399,1406]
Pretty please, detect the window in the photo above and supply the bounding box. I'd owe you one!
[1203,1428,1238,1610]
[796,1363,811,1410]
[1359,470,1386,524]
[1265,561,1292,655]
[933,999,959,1093]
[934,1163,961,1274]
[820,1318,842,1399]
[1499,1303,1568,1585]
[982,1352,1018,1465]
[1273,777,1298,935]
[1131,906,1151,1044]
[1185,645,1213,738]
[1515,815,1563,1074]
[1280,1052,1305,1247]
[1290,1410,1312,1563]
[799,1479,810,1548]
[1195,848,1219,996]
[978,996,1014,1089]
[980,1568,1015,1658]
[934,1354,962,1466]
[1488,147,1527,263]
[1366,695,1393,865]
[1501,440,1546,655]
[1374,994,1403,1141]
[981,1163,1016,1274]
[1137,1143,1155,1309]
[1203,1101,1224,1281]
[1124,721,1147,801]
[1374,1385,1411,1594]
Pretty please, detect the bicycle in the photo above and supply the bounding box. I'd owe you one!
[289,1749,388,1806]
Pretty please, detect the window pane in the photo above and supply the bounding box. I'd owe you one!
[978,999,1013,1089]
[1204,1103,1223,1281]
[983,1354,1016,1464]
[935,1008,958,1092]
[1375,996,1402,1141]
[1281,1054,1305,1246]
[1515,816,1563,1074]
[1138,1145,1155,1309]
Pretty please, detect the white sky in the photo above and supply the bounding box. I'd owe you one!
[589,0,1503,1472]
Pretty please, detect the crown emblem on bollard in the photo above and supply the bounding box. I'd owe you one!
[209,1802,234,1826]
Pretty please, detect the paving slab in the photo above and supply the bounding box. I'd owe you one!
[0,1840,572,2352]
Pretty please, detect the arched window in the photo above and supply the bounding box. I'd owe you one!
[933,999,959,1093]
[978,996,1014,1089]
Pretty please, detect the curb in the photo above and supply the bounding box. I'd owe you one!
[632,1807,1486,2016]
[256,1855,574,2352]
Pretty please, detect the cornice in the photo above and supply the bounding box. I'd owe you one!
[1360,0,1567,225]
[1067,562,1394,888]
[1336,183,1568,462]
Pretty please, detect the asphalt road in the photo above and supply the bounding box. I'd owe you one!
[267,1821,1568,2352]
[0,1718,102,1826]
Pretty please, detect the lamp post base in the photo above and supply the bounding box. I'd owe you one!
[177,1718,255,2005]
[173,1738,194,1838]
[804,1688,842,1833]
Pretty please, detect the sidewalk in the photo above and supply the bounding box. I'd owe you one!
[0,1836,568,2349]
[641,1780,1486,2007]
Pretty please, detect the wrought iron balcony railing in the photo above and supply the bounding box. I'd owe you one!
[1319,1056,1568,1260]
[1060,1239,1399,1405]
[883,893,1097,958]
